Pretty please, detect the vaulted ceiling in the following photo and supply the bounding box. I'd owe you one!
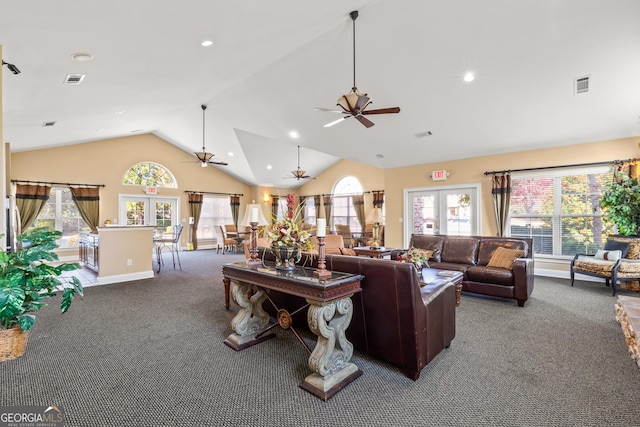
[2,0,639,187]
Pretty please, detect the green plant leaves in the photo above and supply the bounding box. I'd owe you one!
[1,227,84,331]
[600,174,640,236]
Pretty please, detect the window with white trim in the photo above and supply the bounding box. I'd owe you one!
[332,176,364,233]
[30,187,90,248]
[197,196,234,240]
[509,167,614,256]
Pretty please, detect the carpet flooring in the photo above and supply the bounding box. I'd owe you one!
[1,249,639,426]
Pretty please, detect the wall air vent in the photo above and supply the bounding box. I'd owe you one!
[42,121,56,127]
[574,76,590,94]
[64,74,85,85]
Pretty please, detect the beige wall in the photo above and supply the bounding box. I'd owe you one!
[294,137,639,252]
[8,125,640,276]
[11,133,252,249]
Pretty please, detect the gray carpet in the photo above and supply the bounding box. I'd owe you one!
[1,249,639,427]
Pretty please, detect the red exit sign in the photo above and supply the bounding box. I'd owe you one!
[431,169,448,181]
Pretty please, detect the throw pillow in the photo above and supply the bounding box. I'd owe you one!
[339,248,357,256]
[486,247,525,270]
[603,239,631,258]
[594,249,622,261]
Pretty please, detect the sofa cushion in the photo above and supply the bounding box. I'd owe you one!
[477,238,530,266]
[408,235,444,262]
[594,249,623,261]
[441,238,479,265]
[573,256,616,277]
[339,247,357,256]
[486,247,525,270]
[606,236,640,259]
[466,265,514,286]
[604,239,630,258]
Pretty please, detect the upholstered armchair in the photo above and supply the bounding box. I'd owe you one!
[570,238,640,295]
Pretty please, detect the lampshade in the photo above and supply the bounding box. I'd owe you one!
[365,207,384,224]
[240,203,269,227]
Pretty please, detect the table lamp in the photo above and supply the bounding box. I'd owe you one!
[365,207,384,248]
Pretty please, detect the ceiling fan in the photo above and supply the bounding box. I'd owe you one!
[194,104,228,167]
[286,146,315,180]
[315,10,400,128]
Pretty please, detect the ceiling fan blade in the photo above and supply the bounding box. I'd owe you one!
[354,95,371,112]
[208,160,228,166]
[362,107,401,115]
[324,116,350,128]
[314,107,345,114]
[355,115,375,128]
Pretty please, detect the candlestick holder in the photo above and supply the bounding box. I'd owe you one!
[313,236,332,278]
[247,221,262,267]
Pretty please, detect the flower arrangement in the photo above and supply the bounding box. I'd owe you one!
[397,246,431,269]
[266,193,313,252]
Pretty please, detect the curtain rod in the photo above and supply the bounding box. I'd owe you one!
[185,191,243,197]
[11,179,105,188]
[291,189,384,198]
[483,158,637,176]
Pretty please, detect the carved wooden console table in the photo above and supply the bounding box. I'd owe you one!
[615,295,640,368]
[222,261,364,400]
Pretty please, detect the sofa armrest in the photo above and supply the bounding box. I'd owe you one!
[513,257,534,306]
[390,249,407,260]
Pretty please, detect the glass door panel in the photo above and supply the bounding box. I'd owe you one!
[411,192,438,235]
[120,196,178,227]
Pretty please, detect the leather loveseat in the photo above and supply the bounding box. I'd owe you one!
[397,234,534,307]
[257,250,457,380]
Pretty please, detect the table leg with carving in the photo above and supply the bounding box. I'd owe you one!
[299,295,362,401]
[224,281,274,350]
[223,277,230,310]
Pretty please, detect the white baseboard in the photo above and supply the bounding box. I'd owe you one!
[96,270,155,286]
[534,268,602,282]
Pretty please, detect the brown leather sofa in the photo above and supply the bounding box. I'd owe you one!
[396,234,534,307]
[258,250,456,380]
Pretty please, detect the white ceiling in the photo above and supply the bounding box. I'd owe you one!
[2,0,639,187]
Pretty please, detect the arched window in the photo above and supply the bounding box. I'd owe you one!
[332,176,363,233]
[122,162,177,187]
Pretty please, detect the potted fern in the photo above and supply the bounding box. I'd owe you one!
[0,227,83,361]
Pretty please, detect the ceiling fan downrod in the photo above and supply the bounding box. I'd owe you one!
[350,10,358,93]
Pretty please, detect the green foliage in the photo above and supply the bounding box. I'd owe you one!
[600,173,640,236]
[0,228,83,331]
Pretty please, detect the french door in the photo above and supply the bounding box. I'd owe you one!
[404,185,480,244]
[119,196,179,228]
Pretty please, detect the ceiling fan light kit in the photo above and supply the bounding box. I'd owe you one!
[316,10,400,128]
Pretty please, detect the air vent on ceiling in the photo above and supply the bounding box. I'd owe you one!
[42,121,56,127]
[574,76,590,94]
[64,73,85,85]
[414,131,433,138]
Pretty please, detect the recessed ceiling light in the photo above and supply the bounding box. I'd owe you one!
[376,154,384,159]
[114,110,124,115]
[228,152,234,157]
[289,130,300,139]
[267,165,272,170]
[463,72,475,82]
[201,40,213,47]
[70,52,93,62]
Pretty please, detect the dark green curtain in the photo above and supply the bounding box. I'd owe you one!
[229,195,240,228]
[271,195,279,224]
[70,187,100,233]
[352,194,365,230]
[15,184,51,234]
[373,191,384,208]
[188,193,203,250]
[491,174,511,237]
[323,195,333,230]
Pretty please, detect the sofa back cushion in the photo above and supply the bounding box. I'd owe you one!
[409,235,445,262]
[477,238,531,266]
[441,237,479,265]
